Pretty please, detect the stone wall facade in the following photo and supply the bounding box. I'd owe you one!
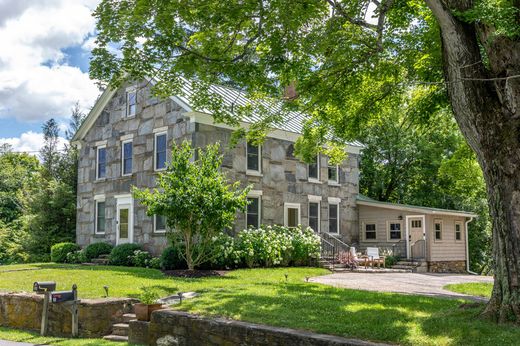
[0,292,135,337]
[428,260,466,273]
[76,82,360,255]
[129,310,386,346]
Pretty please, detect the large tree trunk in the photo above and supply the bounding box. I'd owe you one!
[424,0,520,322]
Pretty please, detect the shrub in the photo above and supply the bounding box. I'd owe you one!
[130,250,153,267]
[148,257,161,269]
[160,246,187,270]
[84,242,113,261]
[50,242,80,263]
[109,243,142,266]
[66,250,87,264]
[138,286,160,304]
[385,255,400,268]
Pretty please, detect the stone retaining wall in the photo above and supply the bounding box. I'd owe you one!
[428,260,466,273]
[0,292,136,337]
[129,310,388,346]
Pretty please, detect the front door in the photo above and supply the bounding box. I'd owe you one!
[408,218,425,259]
[117,203,132,245]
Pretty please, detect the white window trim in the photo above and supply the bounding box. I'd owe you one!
[284,203,301,227]
[386,220,403,242]
[308,201,320,232]
[307,195,322,203]
[121,139,133,177]
[246,142,262,175]
[328,202,340,234]
[246,196,261,229]
[154,131,167,172]
[125,87,137,117]
[362,221,378,242]
[95,197,106,235]
[434,219,443,242]
[96,145,107,180]
[154,215,167,234]
[455,221,463,242]
[248,190,263,198]
[308,155,320,183]
[120,133,134,141]
[328,163,340,185]
[153,126,169,133]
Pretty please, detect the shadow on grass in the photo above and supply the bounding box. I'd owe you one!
[176,281,519,346]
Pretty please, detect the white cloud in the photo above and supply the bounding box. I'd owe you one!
[0,0,101,122]
[0,131,67,154]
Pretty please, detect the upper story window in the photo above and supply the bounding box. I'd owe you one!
[95,199,106,234]
[97,146,106,179]
[308,155,319,181]
[126,89,137,117]
[434,219,443,240]
[328,164,339,184]
[388,222,402,240]
[455,222,462,241]
[328,203,339,233]
[309,202,320,232]
[122,140,133,176]
[155,132,167,171]
[365,223,376,240]
[246,196,261,229]
[246,141,261,173]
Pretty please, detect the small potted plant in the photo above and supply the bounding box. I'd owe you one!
[134,287,162,321]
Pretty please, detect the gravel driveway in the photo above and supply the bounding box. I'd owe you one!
[310,272,493,301]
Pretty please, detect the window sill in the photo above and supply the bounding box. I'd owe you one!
[308,179,322,184]
[246,170,263,177]
[124,115,136,119]
[93,233,106,238]
[362,239,379,242]
[328,181,341,187]
[154,168,167,173]
[95,178,107,182]
[152,232,167,237]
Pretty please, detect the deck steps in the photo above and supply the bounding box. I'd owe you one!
[102,312,136,342]
[392,260,428,273]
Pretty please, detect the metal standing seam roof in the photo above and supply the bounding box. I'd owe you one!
[356,194,478,217]
[173,78,364,147]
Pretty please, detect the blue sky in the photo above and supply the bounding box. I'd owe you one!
[0,0,100,152]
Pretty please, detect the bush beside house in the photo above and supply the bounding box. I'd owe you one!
[50,242,80,263]
[109,243,142,266]
[84,242,113,261]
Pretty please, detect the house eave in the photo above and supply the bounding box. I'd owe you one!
[356,199,478,218]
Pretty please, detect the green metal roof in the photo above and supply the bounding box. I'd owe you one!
[356,194,477,217]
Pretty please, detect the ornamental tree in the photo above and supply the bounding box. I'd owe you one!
[92,0,520,322]
[132,141,250,270]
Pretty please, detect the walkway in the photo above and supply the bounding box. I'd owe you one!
[310,272,493,301]
[0,341,36,346]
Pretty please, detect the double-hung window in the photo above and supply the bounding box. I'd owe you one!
[126,89,137,117]
[328,163,339,184]
[95,199,106,234]
[434,219,443,240]
[246,141,261,173]
[154,215,166,233]
[455,222,462,241]
[122,140,133,176]
[365,223,376,240]
[246,197,261,229]
[308,155,319,181]
[388,222,402,240]
[309,202,320,232]
[284,203,301,228]
[97,146,106,179]
[155,132,167,170]
[328,203,339,233]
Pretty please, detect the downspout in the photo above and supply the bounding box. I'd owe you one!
[465,216,478,275]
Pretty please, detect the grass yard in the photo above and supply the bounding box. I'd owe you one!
[0,326,124,345]
[444,282,493,298]
[0,263,518,346]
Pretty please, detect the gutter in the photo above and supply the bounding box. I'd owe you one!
[465,216,479,275]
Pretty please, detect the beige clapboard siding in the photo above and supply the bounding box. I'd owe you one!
[427,215,466,261]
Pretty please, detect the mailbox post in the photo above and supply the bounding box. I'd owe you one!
[33,281,56,336]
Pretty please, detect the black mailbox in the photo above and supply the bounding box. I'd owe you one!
[51,290,75,303]
[33,281,56,293]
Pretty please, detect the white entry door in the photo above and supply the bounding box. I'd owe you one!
[116,195,133,245]
[408,217,425,259]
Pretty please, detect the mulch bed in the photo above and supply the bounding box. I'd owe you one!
[162,269,229,278]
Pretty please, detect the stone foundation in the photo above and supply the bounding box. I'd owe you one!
[428,260,466,273]
[0,292,136,337]
[129,310,387,346]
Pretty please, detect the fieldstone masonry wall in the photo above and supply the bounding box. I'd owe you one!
[76,82,360,255]
[0,292,135,337]
[129,310,387,346]
[428,260,466,273]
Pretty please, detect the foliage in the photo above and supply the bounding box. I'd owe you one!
[84,242,114,262]
[133,141,250,270]
[50,242,80,263]
[1,263,518,345]
[444,282,493,298]
[0,221,29,264]
[229,225,321,268]
[65,250,87,264]
[130,250,153,267]
[384,255,400,268]
[147,257,161,269]
[160,246,187,270]
[109,243,142,266]
[138,286,160,305]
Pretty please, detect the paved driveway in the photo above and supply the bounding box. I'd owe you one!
[310,272,493,301]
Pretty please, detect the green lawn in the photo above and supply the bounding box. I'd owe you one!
[444,282,493,298]
[0,326,124,345]
[0,264,517,346]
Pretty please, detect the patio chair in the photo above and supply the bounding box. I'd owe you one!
[366,247,386,268]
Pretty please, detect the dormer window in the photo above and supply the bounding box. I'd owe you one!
[126,89,137,117]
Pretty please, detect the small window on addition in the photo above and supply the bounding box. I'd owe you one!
[389,222,401,240]
[434,220,442,240]
[365,223,376,240]
[455,222,462,241]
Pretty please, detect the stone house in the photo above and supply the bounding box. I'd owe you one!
[72,79,476,272]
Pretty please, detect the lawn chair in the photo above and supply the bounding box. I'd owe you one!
[366,247,386,268]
